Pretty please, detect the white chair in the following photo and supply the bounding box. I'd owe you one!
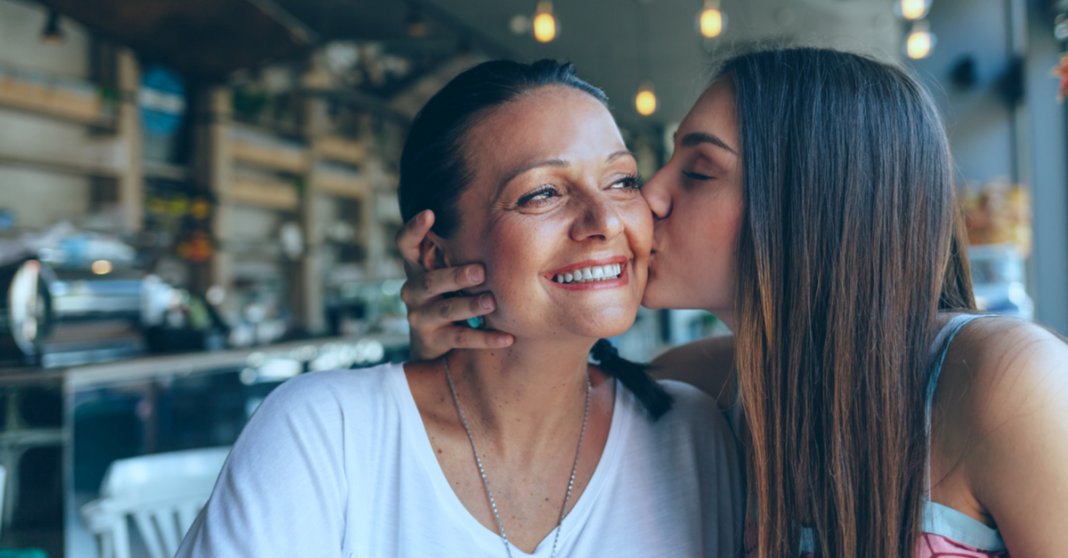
[80,447,230,558]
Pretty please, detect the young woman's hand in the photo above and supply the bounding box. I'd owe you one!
[396,210,514,361]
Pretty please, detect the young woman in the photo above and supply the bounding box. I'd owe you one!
[177,60,744,558]
[398,48,1068,557]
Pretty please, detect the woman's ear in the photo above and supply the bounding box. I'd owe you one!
[418,232,451,271]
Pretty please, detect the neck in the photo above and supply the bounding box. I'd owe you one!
[444,337,596,455]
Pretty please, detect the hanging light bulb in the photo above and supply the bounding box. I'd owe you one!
[905,20,936,60]
[41,8,64,44]
[91,260,113,275]
[899,0,930,21]
[405,4,429,38]
[533,1,558,43]
[698,0,725,38]
[635,82,657,116]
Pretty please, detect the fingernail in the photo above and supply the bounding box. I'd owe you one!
[479,293,494,311]
[494,335,513,347]
[419,210,430,224]
[468,266,484,283]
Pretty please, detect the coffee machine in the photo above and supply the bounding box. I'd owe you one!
[0,258,146,368]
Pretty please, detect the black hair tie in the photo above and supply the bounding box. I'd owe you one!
[590,339,673,420]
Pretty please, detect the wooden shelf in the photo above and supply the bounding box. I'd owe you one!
[313,173,370,199]
[0,73,112,128]
[315,136,367,166]
[230,179,300,211]
[0,152,121,179]
[232,139,308,174]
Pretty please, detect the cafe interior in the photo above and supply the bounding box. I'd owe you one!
[0,0,1065,556]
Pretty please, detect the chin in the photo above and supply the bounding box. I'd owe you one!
[578,311,638,339]
[599,323,636,339]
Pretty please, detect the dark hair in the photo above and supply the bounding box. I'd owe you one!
[591,339,672,419]
[398,59,672,419]
[721,48,976,557]
[398,59,608,237]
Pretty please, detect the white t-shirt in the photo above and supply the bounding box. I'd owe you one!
[177,363,744,557]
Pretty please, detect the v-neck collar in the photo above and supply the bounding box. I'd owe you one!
[391,365,629,556]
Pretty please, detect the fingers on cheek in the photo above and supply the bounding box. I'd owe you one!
[438,299,454,320]
[406,308,422,327]
[473,294,494,313]
[462,265,484,285]
[420,272,435,295]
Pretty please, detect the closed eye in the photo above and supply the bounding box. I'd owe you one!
[682,170,714,181]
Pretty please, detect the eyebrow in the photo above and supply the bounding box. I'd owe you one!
[675,131,738,156]
[496,150,636,191]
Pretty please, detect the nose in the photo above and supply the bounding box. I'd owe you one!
[642,167,672,220]
[570,193,624,241]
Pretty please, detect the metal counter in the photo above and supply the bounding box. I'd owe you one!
[0,334,408,557]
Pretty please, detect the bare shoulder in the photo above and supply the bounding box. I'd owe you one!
[649,335,736,409]
[957,315,1068,359]
[947,317,1068,404]
[942,317,1068,553]
[941,317,1068,434]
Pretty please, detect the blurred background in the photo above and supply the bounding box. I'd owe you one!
[0,0,1064,556]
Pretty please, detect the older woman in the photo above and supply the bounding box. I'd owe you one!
[176,60,744,558]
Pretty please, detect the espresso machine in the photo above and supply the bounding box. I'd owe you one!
[0,258,146,368]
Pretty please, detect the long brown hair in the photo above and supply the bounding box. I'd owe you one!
[725,48,976,556]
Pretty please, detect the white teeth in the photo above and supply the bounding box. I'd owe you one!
[552,264,623,284]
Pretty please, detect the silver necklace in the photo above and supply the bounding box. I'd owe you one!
[443,356,592,558]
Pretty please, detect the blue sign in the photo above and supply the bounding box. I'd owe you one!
[139,66,186,135]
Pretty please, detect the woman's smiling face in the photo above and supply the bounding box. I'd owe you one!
[640,80,744,328]
[434,85,652,342]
